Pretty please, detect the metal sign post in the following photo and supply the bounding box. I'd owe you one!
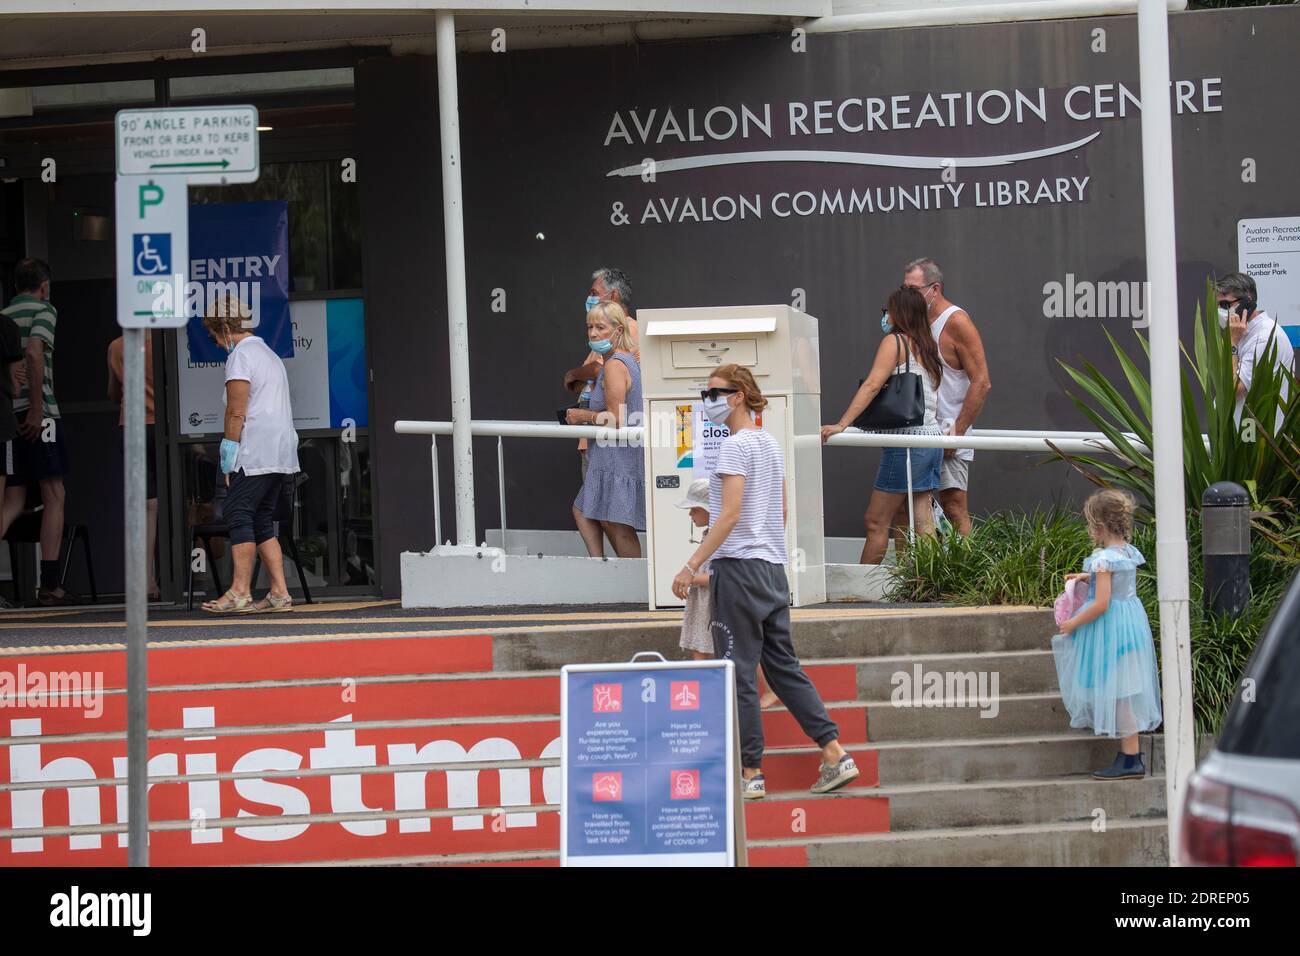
[113,105,258,865]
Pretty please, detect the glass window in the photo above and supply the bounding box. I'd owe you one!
[180,435,374,594]
[190,160,361,292]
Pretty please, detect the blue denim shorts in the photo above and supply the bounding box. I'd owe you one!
[874,446,942,493]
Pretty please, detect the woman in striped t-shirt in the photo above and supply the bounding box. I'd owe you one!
[671,364,859,800]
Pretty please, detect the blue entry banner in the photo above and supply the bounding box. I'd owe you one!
[561,660,736,866]
[185,200,293,363]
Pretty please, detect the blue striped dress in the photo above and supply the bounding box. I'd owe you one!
[573,351,646,531]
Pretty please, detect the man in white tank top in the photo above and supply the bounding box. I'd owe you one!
[903,258,991,534]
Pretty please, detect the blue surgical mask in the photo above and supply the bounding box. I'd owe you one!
[589,337,613,355]
[880,311,892,333]
[585,295,601,313]
[702,395,732,425]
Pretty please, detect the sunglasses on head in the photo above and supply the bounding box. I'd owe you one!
[700,387,740,401]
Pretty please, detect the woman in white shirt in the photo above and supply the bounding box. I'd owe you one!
[200,302,300,614]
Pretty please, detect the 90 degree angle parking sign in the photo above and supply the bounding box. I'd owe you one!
[114,105,259,329]
[115,105,259,185]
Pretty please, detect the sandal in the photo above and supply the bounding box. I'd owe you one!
[252,593,294,613]
[201,591,253,614]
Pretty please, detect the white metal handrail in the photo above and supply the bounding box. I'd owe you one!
[393,418,1156,551]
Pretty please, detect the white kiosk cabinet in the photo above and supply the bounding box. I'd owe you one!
[639,305,826,609]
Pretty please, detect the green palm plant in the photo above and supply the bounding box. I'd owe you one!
[1053,278,1300,529]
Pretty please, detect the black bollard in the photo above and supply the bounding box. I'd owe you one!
[1202,481,1251,616]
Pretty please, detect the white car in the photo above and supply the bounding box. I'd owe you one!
[1181,571,1300,866]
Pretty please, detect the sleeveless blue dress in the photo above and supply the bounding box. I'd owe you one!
[1051,544,1162,738]
[573,351,646,531]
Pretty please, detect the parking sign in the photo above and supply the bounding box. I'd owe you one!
[114,176,188,328]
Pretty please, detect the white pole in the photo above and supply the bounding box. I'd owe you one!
[1137,0,1194,866]
[431,436,442,548]
[436,10,476,546]
[904,447,915,541]
[498,435,508,553]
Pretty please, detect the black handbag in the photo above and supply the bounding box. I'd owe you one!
[852,333,925,430]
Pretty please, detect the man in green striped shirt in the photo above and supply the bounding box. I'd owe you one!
[0,258,76,606]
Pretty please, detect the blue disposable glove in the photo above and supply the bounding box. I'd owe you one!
[219,438,240,475]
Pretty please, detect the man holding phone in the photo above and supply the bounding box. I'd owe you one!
[1217,272,1294,430]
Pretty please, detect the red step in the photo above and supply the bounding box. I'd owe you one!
[799,663,860,702]
[757,746,880,792]
[761,703,868,748]
[4,674,559,735]
[747,845,808,867]
[743,791,889,841]
[0,634,496,690]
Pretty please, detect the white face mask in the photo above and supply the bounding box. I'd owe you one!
[702,395,733,425]
[1218,308,1230,329]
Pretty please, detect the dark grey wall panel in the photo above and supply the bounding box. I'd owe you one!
[361,6,1300,586]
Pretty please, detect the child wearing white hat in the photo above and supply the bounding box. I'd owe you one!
[677,478,779,708]
[676,479,715,658]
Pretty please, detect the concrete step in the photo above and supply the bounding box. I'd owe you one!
[884,775,1167,831]
[851,649,1061,698]
[870,732,1153,784]
[863,692,1073,740]
[752,818,1170,866]
[492,607,1055,672]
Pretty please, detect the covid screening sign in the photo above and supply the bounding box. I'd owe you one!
[561,659,737,866]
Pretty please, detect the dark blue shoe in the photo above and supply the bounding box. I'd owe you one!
[1093,751,1145,780]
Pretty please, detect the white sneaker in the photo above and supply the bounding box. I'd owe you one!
[811,756,860,794]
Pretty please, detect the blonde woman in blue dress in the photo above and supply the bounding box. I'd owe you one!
[1052,489,1163,780]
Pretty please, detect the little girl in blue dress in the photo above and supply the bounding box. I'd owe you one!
[1052,490,1163,780]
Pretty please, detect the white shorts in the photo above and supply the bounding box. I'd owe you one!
[939,456,970,492]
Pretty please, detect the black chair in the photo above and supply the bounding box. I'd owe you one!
[185,473,314,611]
[3,506,98,605]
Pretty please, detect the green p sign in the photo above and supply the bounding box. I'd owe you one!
[138,182,165,219]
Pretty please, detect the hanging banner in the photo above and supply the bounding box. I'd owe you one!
[176,297,367,436]
[185,200,293,363]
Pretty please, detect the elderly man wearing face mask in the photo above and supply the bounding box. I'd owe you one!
[565,268,639,556]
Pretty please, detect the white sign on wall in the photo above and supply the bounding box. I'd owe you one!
[1239,216,1300,346]
[177,299,331,436]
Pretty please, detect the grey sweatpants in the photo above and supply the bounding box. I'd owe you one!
[710,557,839,769]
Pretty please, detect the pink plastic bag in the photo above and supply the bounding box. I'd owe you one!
[1053,578,1090,628]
